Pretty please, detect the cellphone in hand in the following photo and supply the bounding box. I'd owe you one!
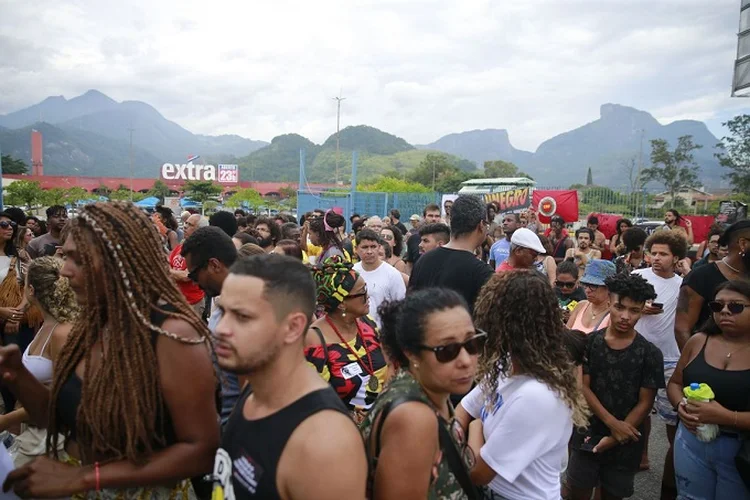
[651,302,664,310]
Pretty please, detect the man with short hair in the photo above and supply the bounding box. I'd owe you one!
[587,216,607,252]
[693,228,723,269]
[255,216,281,253]
[409,196,493,313]
[181,226,240,426]
[28,205,68,258]
[565,228,602,271]
[496,227,546,272]
[390,208,407,235]
[633,230,686,498]
[234,209,247,220]
[567,273,663,500]
[547,215,573,264]
[211,255,366,499]
[353,229,406,327]
[418,223,451,255]
[408,214,421,235]
[364,215,384,233]
[210,211,239,237]
[405,203,442,274]
[489,213,519,270]
[169,214,208,316]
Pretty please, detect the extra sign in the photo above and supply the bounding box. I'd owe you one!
[483,187,531,213]
[160,162,239,185]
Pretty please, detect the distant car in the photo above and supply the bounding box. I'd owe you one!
[634,221,664,236]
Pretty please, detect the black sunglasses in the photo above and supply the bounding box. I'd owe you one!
[583,283,604,290]
[0,221,17,230]
[188,263,207,283]
[419,330,487,363]
[556,280,577,289]
[708,301,748,315]
[347,287,368,300]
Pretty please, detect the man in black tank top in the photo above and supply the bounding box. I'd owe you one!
[210,255,367,500]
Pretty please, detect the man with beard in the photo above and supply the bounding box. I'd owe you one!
[675,220,750,350]
[169,214,208,316]
[565,228,602,272]
[182,226,240,426]
[662,209,694,247]
[27,205,68,258]
[489,214,519,270]
[566,273,663,500]
[255,216,282,253]
[693,228,723,269]
[210,255,366,499]
[587,216,607,252]
[418,223,450,255]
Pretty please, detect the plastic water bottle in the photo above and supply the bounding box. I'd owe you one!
[683,383,720,442]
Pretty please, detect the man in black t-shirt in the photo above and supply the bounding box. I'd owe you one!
[409,196,493,313]
[566,273,664,500]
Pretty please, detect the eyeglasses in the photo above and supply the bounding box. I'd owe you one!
[347,287,368,300]
[556,281,577,289]
[187,263,207,283]
[0,221,16,230]
[583,283,604,291]
[708,301,749,315]
[418,330,487,363]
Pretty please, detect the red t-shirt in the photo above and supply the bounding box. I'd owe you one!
[496,261,515,273]
[169,244,205,305]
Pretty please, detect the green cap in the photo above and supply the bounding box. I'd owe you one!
[683,382,715,400]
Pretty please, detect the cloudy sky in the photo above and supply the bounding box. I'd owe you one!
[1,0,749,151]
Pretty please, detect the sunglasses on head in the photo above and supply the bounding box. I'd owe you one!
[556,280,577,289]
[708,301,748,315]
[419,330,487,363]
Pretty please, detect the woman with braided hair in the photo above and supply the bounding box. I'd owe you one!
[0,202,219,499]
[305,256,387,424]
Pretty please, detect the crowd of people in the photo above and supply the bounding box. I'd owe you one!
[0,197,745,499]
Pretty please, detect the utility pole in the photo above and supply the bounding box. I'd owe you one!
[332,94,346,185]
[128,127,135,201]
[0,144,4,210]
[635,129,644,220]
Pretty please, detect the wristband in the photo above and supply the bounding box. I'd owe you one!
[95,462,101,492]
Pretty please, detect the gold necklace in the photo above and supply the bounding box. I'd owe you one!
[721,337,750,369]
[589,302,610,320]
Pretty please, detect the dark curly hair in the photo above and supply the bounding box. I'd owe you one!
[645,230,687,260]
[309,210,346,254]
[622,226,648,253]
[378,288,468,369]
[380,226,404,256]
[604,272,657,304]
[473,270,589,427]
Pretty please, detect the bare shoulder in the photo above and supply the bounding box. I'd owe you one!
[683,332,708,355]
[159,316,204,343]
[279,409,367,499]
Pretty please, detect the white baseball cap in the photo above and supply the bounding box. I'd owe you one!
[510,228,546,254]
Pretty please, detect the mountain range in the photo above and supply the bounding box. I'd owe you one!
[0,91,727,188]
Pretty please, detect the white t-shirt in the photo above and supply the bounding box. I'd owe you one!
[0,256,11,283]
[461,375,573,500]
[633,267,682,362]
[352,261,406,328]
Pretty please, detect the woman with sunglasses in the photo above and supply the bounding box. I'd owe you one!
[457,270,589,500]
[567,259,616,334]
[361,288,483,499]
[668,280,750,499]
[380,227,406,273]
[305,257,387,424]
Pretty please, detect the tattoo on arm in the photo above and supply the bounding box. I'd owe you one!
[676,287,691,314]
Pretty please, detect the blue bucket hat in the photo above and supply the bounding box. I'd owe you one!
[579,259,616,287]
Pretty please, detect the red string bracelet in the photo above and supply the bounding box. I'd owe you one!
[95,462,101,492]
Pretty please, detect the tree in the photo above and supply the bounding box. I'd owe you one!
[716,114,750,193]
[435,170,473,193]
[358,177,431,193]
[586,167,594,186]
[641,135,702,208]
[183,181,223,214]
[64,187,89,205]
[1,155,28,175]
[41,188,68,207]
[5,180,44,209]
[148,180,171,202]
[410,153,465,191]
[226,188,265,210]
[484,160,519,178]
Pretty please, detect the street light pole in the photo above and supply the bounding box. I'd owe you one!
[332,94,346,185]
[128,127,135,201]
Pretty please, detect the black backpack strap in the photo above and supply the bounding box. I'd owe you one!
[310,326,329,366]
[437,416,479,500]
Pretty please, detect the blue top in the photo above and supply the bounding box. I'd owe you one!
[489,238,511,269]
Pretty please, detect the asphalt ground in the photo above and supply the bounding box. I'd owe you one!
[633,414,669,500]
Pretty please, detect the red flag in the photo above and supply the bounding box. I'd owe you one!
[532,190,579,223]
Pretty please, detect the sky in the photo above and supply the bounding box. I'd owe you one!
[1,0,749,151]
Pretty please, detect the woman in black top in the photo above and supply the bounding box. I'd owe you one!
[668,280,750,499]
[0,202,218,498]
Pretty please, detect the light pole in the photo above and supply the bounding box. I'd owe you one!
[332,94,346,185]
[128,127,135,201]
